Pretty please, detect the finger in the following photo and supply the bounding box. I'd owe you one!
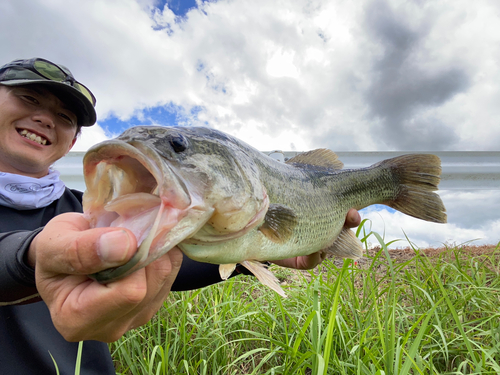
[43,228,137,274]
[272,252,321,270]
[127,248,183,330]
[144,248,183,304]
[345,209,361,228]
[33,214,138,275]
[296,252,322,269]
[41,268,150,342]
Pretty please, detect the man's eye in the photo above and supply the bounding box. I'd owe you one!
[58,113,75,124]
[22,95,39,104]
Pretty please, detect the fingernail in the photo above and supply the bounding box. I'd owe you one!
[98,230,131,264]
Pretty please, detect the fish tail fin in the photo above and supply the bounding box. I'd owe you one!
[382,154,447,223]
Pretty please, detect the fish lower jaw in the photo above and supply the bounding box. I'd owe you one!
[183,223,261,245]
[179,240,256,265]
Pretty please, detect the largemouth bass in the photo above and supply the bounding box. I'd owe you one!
[83,126,446,295]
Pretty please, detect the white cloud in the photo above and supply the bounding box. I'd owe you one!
[2,0,499,152]
[72,124,113,152]
[361,190,500,249]
[1,0,499,247]
[266,50,299,79]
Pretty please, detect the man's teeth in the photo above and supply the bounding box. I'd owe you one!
[20,130,47,145]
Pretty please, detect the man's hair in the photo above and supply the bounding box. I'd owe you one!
[75,124,83,138]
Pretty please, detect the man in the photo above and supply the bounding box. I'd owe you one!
[0,58,361,373]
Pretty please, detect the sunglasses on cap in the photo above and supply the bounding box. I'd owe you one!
[0,58,96,107]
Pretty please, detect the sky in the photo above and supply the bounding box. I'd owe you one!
[1,0,499,249]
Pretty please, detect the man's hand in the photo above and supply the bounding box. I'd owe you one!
[271,208,361,270]
[30,212,183,343]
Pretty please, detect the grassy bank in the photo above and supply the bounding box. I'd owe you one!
[110,233,500,374]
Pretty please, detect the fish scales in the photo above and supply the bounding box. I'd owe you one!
[82,126,446,292]
[182,159,402,263]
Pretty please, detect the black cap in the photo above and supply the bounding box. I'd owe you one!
[0,58,97,126]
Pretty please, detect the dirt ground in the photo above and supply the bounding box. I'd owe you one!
[364,243,498,261]
[327,243,500,272]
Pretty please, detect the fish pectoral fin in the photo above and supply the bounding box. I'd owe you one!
[286,149,343,169]
[324,227,364,259]
[219,263,237,280]
[240,260,287,298]
[258,204,297,244]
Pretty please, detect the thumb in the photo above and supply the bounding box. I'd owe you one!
[32,213,138,275]
[345,209,361,228]
[97,230,138,267]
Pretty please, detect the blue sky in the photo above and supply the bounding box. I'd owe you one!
[161,0,201,17]
[102,108,178,136]
[102,104,205,136]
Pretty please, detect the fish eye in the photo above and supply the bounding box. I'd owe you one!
[168,134,188,153]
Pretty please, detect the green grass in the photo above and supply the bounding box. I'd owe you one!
[110,231,500,375]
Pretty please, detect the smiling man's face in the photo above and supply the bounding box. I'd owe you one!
[0,85,78,178]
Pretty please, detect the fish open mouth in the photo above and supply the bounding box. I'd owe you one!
[83,140,193,282]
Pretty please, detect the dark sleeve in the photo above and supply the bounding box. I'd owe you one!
[0,229,43,304]
[171,256,253,291]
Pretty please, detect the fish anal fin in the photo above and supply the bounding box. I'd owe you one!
[324,227,364,259]
[258,204,297,244]
[240,260,287,298]
[286,149,343,169]
[219,263,237,280]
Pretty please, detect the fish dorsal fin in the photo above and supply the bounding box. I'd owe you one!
[258,204,297,244]
[219,263,237,280]
[286,149,343,169]
[240,260,287,297]
[323,227,364,259]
